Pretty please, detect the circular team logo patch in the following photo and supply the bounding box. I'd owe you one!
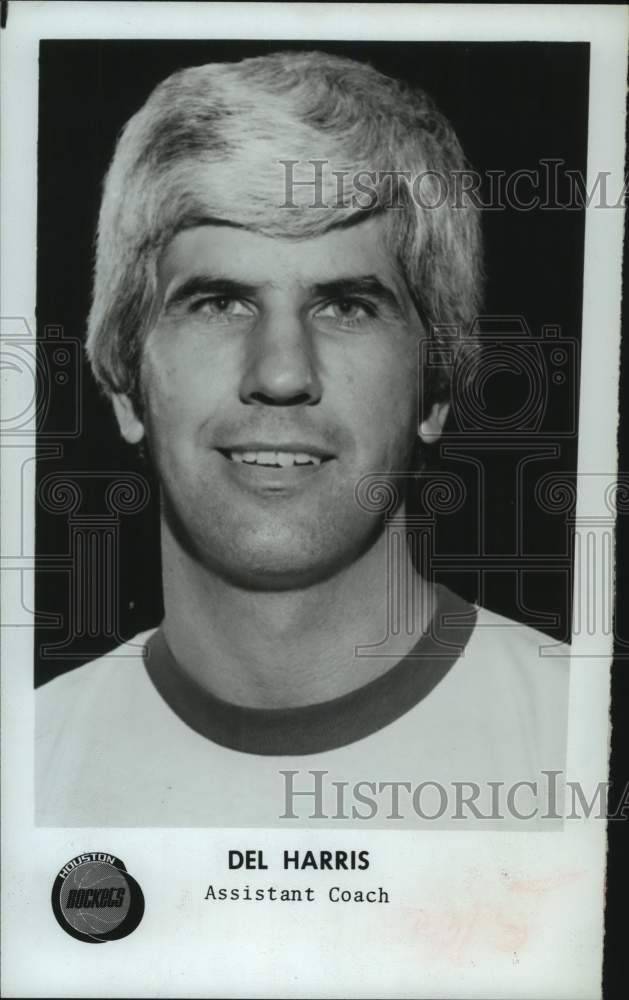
[51,852,144,943]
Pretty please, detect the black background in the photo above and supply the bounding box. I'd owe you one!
[35,40,589,684]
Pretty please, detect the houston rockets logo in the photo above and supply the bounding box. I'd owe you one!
[51,852,144,943]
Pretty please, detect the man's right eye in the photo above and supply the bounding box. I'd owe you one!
[191,297,254,319]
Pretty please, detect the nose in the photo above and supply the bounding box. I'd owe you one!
[239,308,322,406]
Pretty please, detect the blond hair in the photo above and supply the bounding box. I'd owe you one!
[86,51,483,405]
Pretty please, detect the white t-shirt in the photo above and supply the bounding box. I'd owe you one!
[36,587,570,828]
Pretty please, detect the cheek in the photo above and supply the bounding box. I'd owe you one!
[140,343,217,437]
[342,346,419,427]
[142,367,182,434]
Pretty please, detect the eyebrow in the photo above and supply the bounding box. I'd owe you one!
[311,276,405,316]
[164,277,259,310]
[164,274,406,316]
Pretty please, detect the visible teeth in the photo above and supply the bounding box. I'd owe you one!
[228,450,322,467]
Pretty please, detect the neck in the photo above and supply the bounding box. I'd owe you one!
[160,517,436,709]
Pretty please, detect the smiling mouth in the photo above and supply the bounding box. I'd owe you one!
[219,449,332,468]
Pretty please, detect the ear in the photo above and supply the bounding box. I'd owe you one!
[418,402,450,445]
[111,393,145,445]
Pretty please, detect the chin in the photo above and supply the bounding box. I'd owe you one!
[201,535,366,592]
[163,491,387,591]
[194,529,384,592]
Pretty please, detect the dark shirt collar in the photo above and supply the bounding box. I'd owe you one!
[143,583,477,756]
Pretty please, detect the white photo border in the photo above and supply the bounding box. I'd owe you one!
[1,3,626,998]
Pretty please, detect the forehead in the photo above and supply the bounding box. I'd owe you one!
[157,215,406,293]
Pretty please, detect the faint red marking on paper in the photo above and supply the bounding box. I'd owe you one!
[407,869,586,965]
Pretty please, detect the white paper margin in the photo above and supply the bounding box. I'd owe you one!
[1,3,626,997]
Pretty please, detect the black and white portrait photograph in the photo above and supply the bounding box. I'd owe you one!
[33,36,587,827]
[1,3,626,998]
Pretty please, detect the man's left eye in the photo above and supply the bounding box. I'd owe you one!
[314,299,374,324]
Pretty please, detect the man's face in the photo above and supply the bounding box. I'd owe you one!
[115,214,431,589]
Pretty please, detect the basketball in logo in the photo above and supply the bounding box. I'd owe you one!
[51,853,144,943]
